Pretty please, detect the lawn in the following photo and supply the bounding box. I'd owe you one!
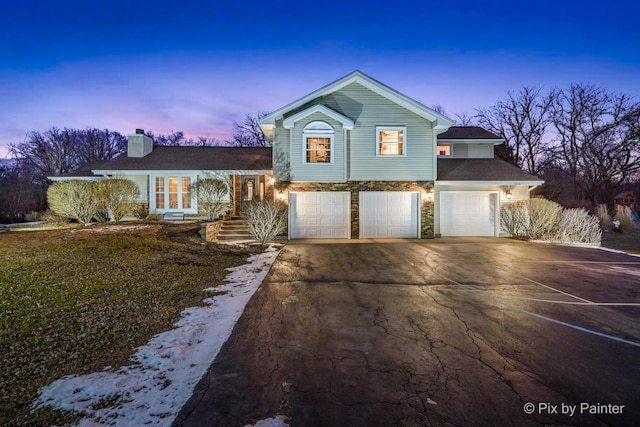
[0,223,260,427]
[601,224,640,254]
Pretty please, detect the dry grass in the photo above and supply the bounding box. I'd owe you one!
[601,223,640,254]
[0,223,261,426]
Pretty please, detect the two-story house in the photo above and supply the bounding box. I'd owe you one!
[259,70,542,238]
[51,70,542,238]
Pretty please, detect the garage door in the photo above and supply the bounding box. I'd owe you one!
[440,191,497,236]
[360,192,419,238]
[289,192,350,239]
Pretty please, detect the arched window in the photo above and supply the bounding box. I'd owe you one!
[303,121,334,164]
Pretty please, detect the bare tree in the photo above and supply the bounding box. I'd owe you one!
[190,176,231,220]
[476,86,556,175]
[241,199,287,247]
[146,130,221,146]
[230,112,270,147]
[550,84,640,205]
[77,128,127,163]
[430,104,447,115]
[0,162,45,222]
[11,128,81,182]
[454,112,475,126]
[10,127,127,184]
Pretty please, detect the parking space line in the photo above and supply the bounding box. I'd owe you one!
[513,298,640,306]
[500,303,640,349]
[533,261,640,264]
[452,286,640,348]
[516,276,593,304]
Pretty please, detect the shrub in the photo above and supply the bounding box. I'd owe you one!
[102,179,140,222]
[555,208,602,244]
[595,203,610,229]
[24,211,44,222]
[500,198,562,239]
[500,201,529,238]
[47,180,97,223]
[132,203,150,220]
[41,209,69,225]
[528,198,563,239]
[241,199,287,248]
[614,205,633,230]
[190,176,231,221]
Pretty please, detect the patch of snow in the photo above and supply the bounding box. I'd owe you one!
[0,221,43,228]
[70,224,154,233]
[32,246,280,426]
[244,415,289,427]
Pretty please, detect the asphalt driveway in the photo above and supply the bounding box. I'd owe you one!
[174,238,640,426]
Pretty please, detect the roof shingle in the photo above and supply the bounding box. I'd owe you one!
[94,146,272,171]
[437,158,542,182]
[438,126,502,140]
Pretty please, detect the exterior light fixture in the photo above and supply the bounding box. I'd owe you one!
[426,191,433,200]
[506,191,512,200]
[269,177,275,184]
[278,192,285,200]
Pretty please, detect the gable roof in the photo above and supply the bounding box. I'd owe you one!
[438,126,504,144]
[437,158,543,183]
[92,147,272,173]
[259,70,454,134]
[283,104,354,130]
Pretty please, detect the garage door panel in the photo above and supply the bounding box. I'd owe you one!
[360,192,419,238]
[440,191,496,237]
[290,192,349,239]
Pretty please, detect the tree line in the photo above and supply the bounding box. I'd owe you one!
[470,83,640,207]
[0,114,268,222]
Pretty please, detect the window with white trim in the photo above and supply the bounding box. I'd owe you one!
[154,176,192,210]
[376,126,406,156]
[303,121,334,164]
[437,144,452,157]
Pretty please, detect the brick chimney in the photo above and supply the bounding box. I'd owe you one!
[127,129,154,157]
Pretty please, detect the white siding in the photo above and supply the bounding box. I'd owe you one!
[451,143,494,159]
[126,175,148,202]
[290,112,346,182]
[279,82,435,181]
[273,119,290,181]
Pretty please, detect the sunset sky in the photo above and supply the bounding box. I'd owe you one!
[1,0,639,158]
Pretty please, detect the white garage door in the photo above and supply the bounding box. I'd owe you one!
[440,191,497,236]
[289,192,350,239]
[360,192,420,238]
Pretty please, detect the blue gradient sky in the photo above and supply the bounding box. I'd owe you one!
[1,0,639,158]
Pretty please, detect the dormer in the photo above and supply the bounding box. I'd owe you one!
[437,126,503,159]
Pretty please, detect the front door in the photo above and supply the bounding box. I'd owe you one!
[237,176,266,215]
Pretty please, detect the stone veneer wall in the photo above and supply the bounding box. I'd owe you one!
[274,181,435,238]
[232,175,242,216]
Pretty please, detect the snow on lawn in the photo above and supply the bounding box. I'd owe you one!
[33,245,280,426]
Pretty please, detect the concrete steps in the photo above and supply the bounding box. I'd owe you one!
[216,219,254,241]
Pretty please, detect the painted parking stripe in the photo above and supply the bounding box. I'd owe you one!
[515,298,640,306]
[516,276,593,304]
[500,303,640,349]
[454,286,640,349]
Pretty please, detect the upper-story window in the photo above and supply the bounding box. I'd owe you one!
[437,144,452,157]
[376,126,406,156]
[303,121,334,164]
